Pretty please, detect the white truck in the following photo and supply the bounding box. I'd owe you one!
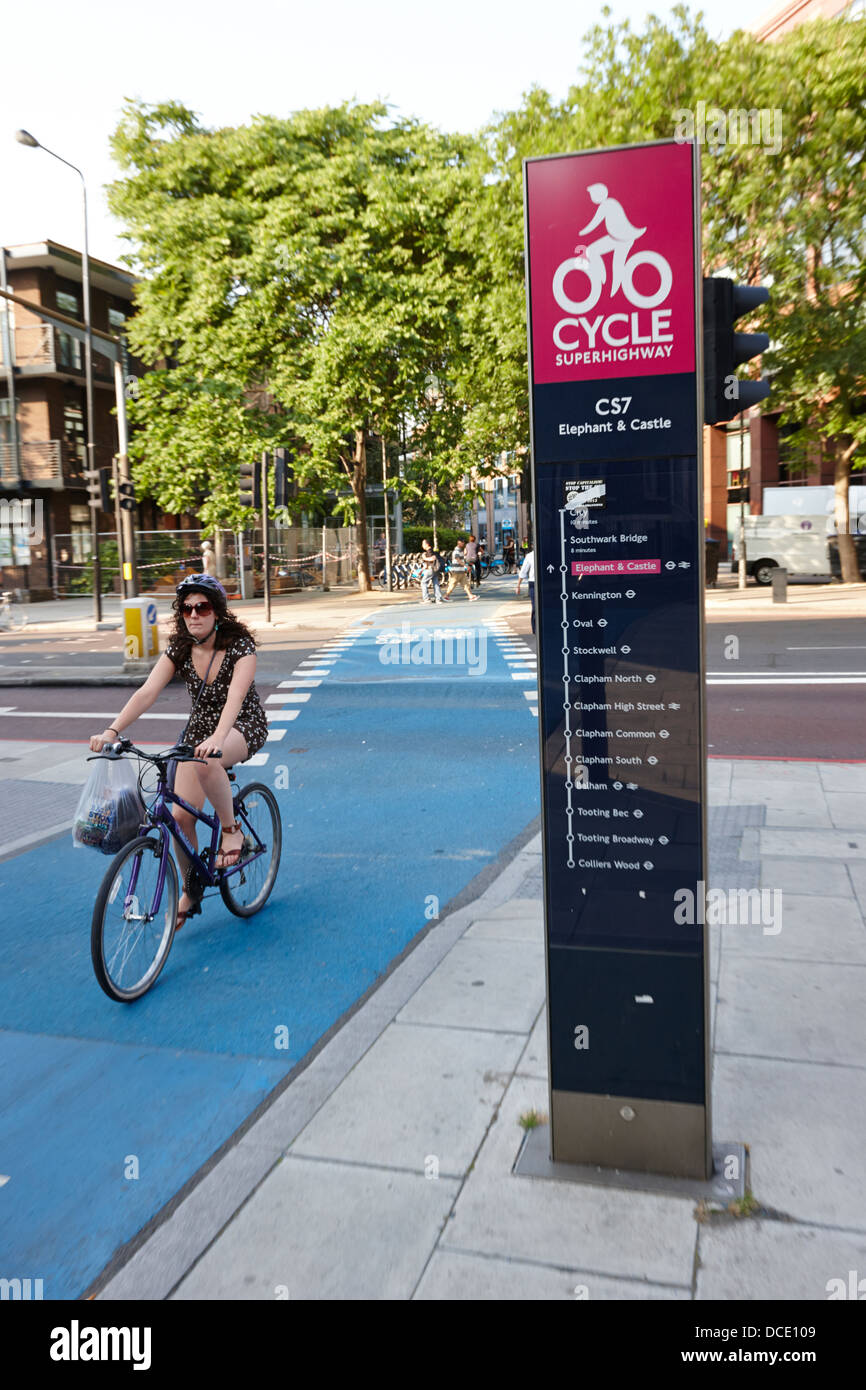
[730,515,832,585]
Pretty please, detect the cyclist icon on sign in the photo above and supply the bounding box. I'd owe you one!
[578,183,646,297]
[553,183,673,316]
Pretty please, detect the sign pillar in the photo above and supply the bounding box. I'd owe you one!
[524,140,710,1179]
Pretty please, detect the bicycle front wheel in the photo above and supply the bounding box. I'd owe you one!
[219,782,282,917]
[91,834,178,1002]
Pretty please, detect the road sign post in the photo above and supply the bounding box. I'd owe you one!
[523,140,711,1180]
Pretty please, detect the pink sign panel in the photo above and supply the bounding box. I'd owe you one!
[572,559,662,575]
[527,143,696,385]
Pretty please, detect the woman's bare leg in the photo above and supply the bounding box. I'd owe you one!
[193,728,249,866]
[172,760,206,919]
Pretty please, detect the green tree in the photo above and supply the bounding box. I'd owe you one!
[702,17,866,581]
[458,6,866,576]
[109,101,473,589]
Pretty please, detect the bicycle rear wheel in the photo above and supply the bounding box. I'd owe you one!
[91,833,178,1002]
[219,782,282,917]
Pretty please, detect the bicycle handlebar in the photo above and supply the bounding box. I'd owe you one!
[87,739,222,764]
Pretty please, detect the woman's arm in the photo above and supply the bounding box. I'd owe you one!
[88,652,178,751]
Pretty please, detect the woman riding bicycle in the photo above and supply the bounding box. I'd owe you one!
[88,575,269,930]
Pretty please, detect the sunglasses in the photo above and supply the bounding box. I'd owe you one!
[181,600,214,617]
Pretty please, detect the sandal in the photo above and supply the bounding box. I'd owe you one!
[175,896,202,933]
[215,820,244,870]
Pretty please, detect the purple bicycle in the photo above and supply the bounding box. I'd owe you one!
[90,739,281,1002]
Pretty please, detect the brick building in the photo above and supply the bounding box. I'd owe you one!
[0,240,167,598]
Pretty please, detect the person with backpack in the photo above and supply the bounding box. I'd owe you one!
[419,538,444,603]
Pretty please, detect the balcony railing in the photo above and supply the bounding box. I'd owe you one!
[0,323,114,378]
[0,440,63,489]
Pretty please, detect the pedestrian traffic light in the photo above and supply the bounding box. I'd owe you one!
[118,480,136,512]
[703,277,770,425]
[85,467,112,512]
[273,447,295,509]
[239,459,261,510]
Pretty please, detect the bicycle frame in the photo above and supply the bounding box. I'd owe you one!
[115,754,268,923]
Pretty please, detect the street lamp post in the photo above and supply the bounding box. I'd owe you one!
[15,129,102,622]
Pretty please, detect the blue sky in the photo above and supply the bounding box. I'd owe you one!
[2,0,773,266]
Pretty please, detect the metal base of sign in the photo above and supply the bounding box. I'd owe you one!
[548,1089,710,1179]
[514,1123,746,1204]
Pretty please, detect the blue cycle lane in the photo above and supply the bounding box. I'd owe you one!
[0,602,540,1297]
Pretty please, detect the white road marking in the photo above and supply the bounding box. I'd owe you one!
[266,710,300,721]
[266,693,311,703]
[0,710,185,719]
[708,670,866,676]
[708,677,866,685]
[266,728,287,741]
[511,673,536,681]
[280,678,323,686]
[245,753,270,766]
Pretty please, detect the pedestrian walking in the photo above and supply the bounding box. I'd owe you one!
[516,547,536,632]
[464,534,480,589]
[444,539,478,601]
[419,538,444,603]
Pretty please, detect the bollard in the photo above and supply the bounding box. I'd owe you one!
[123,597,160,672]
[771,567,788,603]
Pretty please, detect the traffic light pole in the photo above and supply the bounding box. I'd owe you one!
[113,357,138,598]
[111,454,126,601]
[738,412,747,590]
[262,451,271,625]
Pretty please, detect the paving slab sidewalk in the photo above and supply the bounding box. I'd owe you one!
[95,758,866,1302]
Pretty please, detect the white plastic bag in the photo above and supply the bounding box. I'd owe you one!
[72,756,146,855]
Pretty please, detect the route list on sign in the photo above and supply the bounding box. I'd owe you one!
[536,456,704,956]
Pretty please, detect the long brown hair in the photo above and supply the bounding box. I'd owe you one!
[169,586,257,666]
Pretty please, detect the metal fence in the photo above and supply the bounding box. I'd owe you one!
[51,525,360,598]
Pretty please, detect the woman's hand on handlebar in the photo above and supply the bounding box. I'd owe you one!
[89,729,120,753]
[194,737,223,760]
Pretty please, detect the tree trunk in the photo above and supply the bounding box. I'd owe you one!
[352,429,372,592]
[834,443,861,584]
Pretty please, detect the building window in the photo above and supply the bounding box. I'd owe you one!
[63,400,86,469]
[56,289,79,317]
[726,421,750,501]
[56,288,82,369]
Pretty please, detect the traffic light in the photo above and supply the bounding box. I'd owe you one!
[273,447,295,509]
[85,467,112,512]
[703,277,770,425]
[118,480,136,512]
[239,458,261,510]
